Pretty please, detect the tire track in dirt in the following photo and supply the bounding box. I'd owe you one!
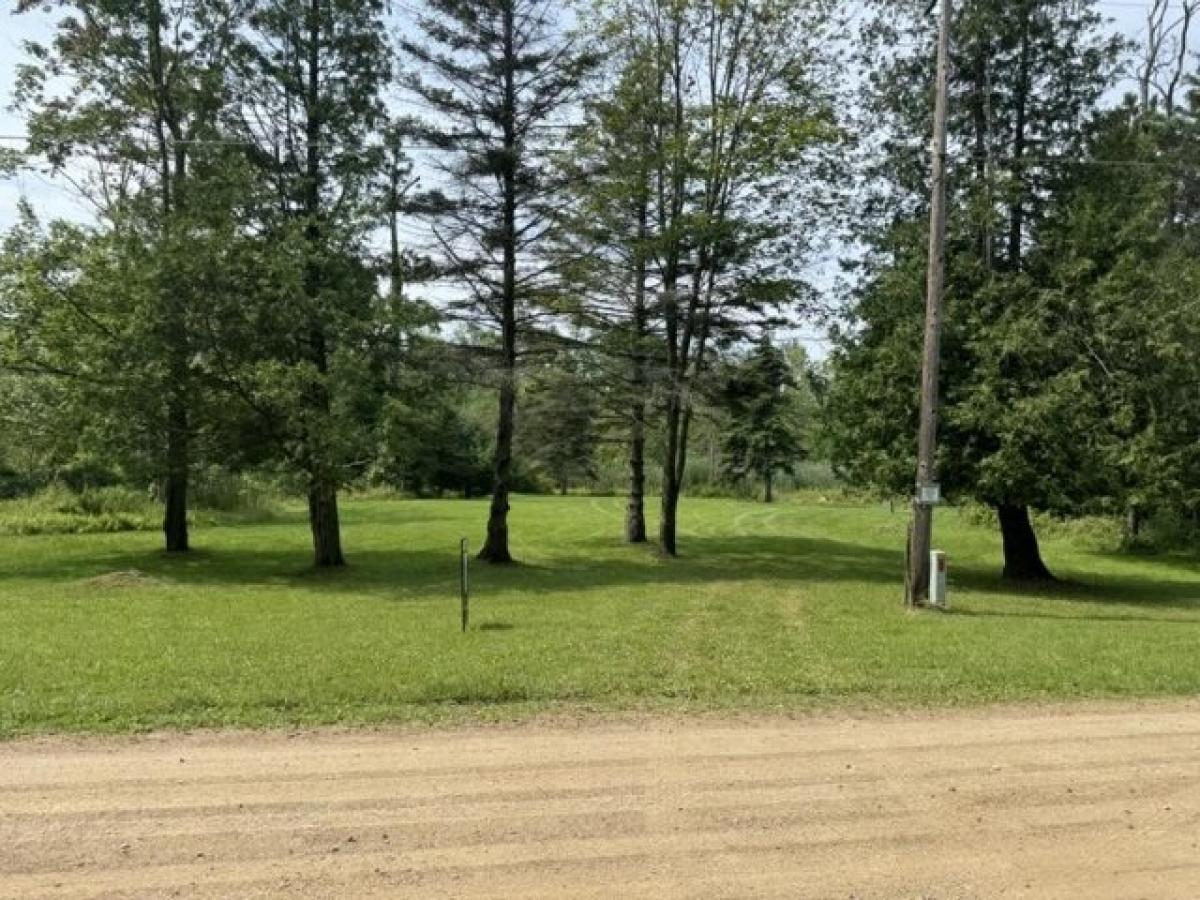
[3,703,1200,898]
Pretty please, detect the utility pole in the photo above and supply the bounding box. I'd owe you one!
[907,0,952,608]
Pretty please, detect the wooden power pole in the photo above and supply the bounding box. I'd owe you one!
[907,0,953,608]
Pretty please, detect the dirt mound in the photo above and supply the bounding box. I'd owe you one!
[79,569,162,589]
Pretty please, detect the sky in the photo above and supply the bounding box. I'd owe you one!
[0,1,1160,358]
[0,10,89,227]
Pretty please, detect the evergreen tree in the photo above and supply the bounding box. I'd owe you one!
[518,355,600,496]
[829,0,1124,579]
[1037,101,1200,540]
[208,0,394,567]
[376,396,492,498]
[717,338,805,503]
[401,0,597,563]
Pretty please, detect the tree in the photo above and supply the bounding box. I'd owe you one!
[209,0,394,567]
[0,213,165,494]
[716,337,804,503]
[577,0,839,556]
[519,355,600,495]
[376,396,492,498]
[829,0,1124,580]
[371,332,493,499]
[557,41,663,542]
[11,0,247,552]
[401,0,597,563]
[1036,101,1200,541]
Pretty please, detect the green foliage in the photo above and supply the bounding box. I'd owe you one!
[2,0,1196,577]
[375,398,493,498]
[0,485,160,536]
[829,0,1131,522]
[0,474,282,536]
[715,337,806,500]
[518,356,601,494]
[189,470,284,519]
[1129,509,1200,553]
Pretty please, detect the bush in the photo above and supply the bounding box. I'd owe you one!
[1126,508,1200,554]
[0,466,40,501]
[63,485,157,517]
[1033,513,1124,552]
[57,458,123,493]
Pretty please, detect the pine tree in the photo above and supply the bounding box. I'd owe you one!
[518,355,600,496]
[717,338,805,503]
[401,0,597,563]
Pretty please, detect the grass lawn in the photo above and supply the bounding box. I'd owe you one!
[1,495,1199,738]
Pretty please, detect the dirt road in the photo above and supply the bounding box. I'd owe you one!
[3,704,1200,899]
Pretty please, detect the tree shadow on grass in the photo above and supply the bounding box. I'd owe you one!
[3,534,909,598]
[947,564,1200,613]
[947,608,1200,625]
[1093,548,1200,577]
[5,527,1199,613]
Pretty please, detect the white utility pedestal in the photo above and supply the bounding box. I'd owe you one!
[929,550,948,609]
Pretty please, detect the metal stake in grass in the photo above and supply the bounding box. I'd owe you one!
[460,538,470,633]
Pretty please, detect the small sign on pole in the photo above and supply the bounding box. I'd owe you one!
[460,538,470,633]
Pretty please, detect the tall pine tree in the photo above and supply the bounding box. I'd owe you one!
[401,0,597,563]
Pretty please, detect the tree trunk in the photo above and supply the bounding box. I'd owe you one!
[997,504,1054,581]
[625,202,649,545]
[659,388,682,555]
[480,376,516,563]
[1126,505,1143,541]
[764,471,774,504]
[625,397,647,543]
[308,478,345,568]
[971,37,994,267]
[657,274,708,557]
[1007,5,1031,271]
[148,1,191,555]
[660,480,680,557]
[479,0,518,565]
[297,0,347,571]
[163,398,189,552]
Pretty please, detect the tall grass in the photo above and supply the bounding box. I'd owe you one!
[0,485,159,536]
[0,475,283,536]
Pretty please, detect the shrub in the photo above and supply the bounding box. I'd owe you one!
[1126,508,1200,554]
[0,467,40,501]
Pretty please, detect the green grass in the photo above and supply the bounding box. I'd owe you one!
[1,495,1199,738]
